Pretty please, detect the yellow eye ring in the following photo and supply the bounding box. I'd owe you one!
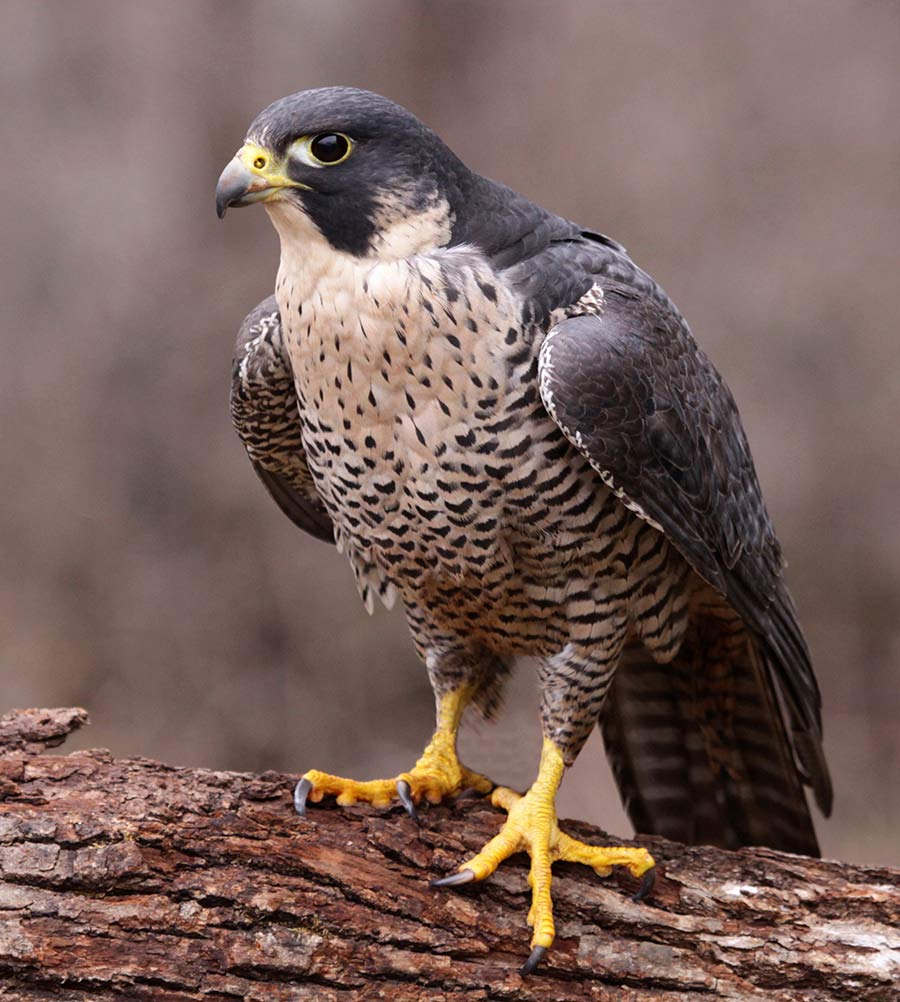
[305,132,353,166]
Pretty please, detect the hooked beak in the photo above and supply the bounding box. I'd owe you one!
[216,143,310,218]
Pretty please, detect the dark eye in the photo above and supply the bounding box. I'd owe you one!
[309,133,352,165]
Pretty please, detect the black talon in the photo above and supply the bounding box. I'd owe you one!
[396,779,420,825]
[431,868,475,888]
[632,865,657,902]
[520,945,547,976]
[293,777,313,817]
[456,785,490,801]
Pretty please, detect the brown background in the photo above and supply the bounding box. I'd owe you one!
[2,1,898,866]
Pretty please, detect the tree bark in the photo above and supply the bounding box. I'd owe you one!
[0,708,896,1001]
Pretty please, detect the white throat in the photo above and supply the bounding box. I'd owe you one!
[266,200,355,307]
[265,194,455,293]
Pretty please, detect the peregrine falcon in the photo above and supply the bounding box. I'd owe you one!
[217,87,832,974]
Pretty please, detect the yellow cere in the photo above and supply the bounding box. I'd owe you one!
[237,143,312,194]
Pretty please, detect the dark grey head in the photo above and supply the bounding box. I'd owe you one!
[215,87,477,256]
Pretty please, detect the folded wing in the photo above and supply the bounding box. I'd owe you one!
[231,296,334,545]
[538,283,831,852]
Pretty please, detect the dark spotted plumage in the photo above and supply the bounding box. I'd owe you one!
[224,87,831,856]
[231,297,333,544]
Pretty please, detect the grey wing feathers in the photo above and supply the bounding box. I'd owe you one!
[231,296,334,545]
[538,281,832,819]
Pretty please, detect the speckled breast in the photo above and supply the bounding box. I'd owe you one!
[280,249,588,577]
[274,239,657,656]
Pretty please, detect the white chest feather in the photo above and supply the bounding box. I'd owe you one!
[265,201,533,584]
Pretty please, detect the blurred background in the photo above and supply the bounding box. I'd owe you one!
[2,1,898,866]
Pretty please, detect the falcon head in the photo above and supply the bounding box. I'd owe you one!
[216,87,471,258]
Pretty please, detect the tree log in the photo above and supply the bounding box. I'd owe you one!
[0,708,897,1001]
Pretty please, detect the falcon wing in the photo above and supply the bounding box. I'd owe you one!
[231,296,334,545]
[538,282,832,829]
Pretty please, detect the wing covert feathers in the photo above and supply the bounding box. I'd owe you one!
[539,280,832,840]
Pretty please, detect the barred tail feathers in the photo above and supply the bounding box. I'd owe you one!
[601,605,822,856]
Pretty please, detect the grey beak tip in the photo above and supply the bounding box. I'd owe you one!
[215,157,254,220]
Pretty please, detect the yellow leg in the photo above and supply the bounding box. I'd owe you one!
[294,687,492,819]
[433,738,656,974]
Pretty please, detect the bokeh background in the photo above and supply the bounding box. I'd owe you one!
[2,0,898,866]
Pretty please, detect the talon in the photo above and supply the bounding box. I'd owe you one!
[521,945,547,976]
[432,741,658,968]
[396,779,421,825]
[293,777,313,817]
[632,865,656,902]
[431,868,476,887]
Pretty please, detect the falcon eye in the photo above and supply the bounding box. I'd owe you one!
[308,132,352,165]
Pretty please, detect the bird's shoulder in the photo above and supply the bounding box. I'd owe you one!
[232,295,286,386]
[454,177,672,325]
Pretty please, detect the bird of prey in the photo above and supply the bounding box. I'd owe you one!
[217,87,832,974]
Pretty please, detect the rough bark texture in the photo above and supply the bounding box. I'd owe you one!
[0,709,896,1001]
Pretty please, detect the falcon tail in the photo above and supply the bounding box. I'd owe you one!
[601,602,824,857]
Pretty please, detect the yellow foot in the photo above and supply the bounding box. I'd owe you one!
[294,737,491,824]
[432,741,656,976]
